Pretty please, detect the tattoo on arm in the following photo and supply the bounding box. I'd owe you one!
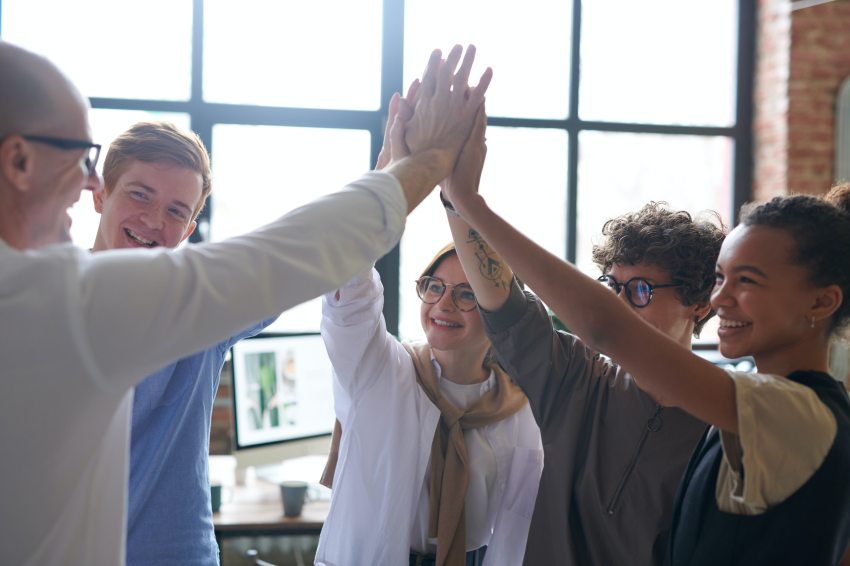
[467,228,508,289]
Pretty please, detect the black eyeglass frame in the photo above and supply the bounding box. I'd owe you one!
[597,274,683,309]
[414,276,478,312]
[22,134,102,176]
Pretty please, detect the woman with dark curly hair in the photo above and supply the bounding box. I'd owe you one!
[443,105,726,566]
[446,108,850,566]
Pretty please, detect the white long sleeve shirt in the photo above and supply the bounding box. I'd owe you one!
[315,268,543,566]
[0,172,406,566]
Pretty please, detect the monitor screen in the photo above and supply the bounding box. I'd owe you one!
[230,333,336,449]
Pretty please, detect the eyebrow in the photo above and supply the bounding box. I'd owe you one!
[719,264,769,278]
[126,181,194,215]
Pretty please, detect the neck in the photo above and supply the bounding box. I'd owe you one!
[91,232,107,252]
[433,347,489,385]
[0,194,29,250]
[753,334,831,376]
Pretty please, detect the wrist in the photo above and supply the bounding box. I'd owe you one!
[439,190,461,217]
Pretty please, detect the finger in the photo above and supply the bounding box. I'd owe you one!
[472,103,487,142]
[375,92,400,170]
[453,44,476,90]
[404,78,420,106]
[469,67,493,104]
[437,44,463,94]
[384,92,400,140]
[398,97,414,122]
[389,110,410,159]
[419,49,442,98]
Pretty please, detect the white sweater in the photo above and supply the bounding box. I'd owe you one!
[0,172,406,566]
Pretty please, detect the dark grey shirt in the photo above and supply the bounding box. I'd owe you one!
[481,281,707,566]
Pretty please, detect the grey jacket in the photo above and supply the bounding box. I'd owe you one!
[481,281,707,566]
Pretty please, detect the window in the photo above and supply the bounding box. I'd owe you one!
[0,0,754,344]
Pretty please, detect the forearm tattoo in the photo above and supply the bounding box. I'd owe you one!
[468,228,508,289]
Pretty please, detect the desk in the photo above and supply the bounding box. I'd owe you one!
[213,482,328,562]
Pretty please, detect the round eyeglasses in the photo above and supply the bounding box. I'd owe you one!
[597,275,683,308]
[415,276,478,312]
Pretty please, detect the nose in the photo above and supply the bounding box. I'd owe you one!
[84,171,103,193]
[436,289,457,311]
[710,278,731,309]
[140,207,165,229]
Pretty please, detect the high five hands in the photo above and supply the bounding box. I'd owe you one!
[376,44,491,186]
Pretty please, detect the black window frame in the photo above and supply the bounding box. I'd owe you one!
[0,0,755,337]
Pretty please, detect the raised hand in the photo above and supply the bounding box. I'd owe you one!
[375,80,418,170]
[404,45,492,181]
[441,104,487,210]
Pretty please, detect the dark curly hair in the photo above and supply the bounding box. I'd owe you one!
[591,202,726,336]
[739,183,850,335]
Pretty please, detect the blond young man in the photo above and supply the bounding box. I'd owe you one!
[90,122,273,565]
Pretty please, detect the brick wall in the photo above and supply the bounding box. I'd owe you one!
[210,360,234,455]
[754,0,791,201]
[755,0,850,199]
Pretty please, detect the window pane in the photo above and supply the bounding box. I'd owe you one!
[210,125,371,333]
[68,110,191,248]
[404,0,572,119]
[580,0,738,126]
[204,0,383,109]
[399,127,568,340]
[576,132,733,343]
[1,0,192,101]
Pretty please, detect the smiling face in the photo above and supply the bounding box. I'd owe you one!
[606,262,709,348]
[91,160,202,251]
[420,254,490,356]
[8,73,102,248]
[711,224,829,371]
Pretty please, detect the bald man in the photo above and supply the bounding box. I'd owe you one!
[0,40,492,565]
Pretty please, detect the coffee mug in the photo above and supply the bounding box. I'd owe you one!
[210,483,231,513]
[280,480,309,517]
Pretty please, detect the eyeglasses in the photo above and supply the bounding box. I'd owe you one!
[415,276,478,312]
[23,135,102,176]
[597,275,683,308]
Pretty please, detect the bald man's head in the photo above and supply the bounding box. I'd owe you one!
[0,41,89,137]
[0,41,99,249]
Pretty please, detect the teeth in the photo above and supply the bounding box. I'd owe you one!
[125,228,157,247]
[433,319,460,328]
[719,318,749,328]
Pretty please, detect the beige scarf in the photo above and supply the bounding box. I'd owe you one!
[321,342,528,566]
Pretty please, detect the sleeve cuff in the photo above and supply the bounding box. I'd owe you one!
[481,277,531,335]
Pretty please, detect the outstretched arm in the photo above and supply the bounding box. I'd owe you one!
[443,156,739,433]
[443,106,513,312]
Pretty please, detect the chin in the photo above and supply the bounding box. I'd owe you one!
[718,341,747,361]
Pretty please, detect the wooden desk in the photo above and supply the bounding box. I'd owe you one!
[213,482,329,553]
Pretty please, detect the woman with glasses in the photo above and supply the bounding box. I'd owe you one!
[315,242,543,566]
[446,108,850,565]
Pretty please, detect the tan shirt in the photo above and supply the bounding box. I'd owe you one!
[717,370,838,515]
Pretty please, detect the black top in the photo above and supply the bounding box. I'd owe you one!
[669,371,850,566]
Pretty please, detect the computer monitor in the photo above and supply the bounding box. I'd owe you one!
[230,333,336,450]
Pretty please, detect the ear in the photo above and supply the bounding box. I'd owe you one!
[811,284,843,323]
[691,300,712,325]
[180,221,197,244]
[0,135,35,192]
[92,187,106,213]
